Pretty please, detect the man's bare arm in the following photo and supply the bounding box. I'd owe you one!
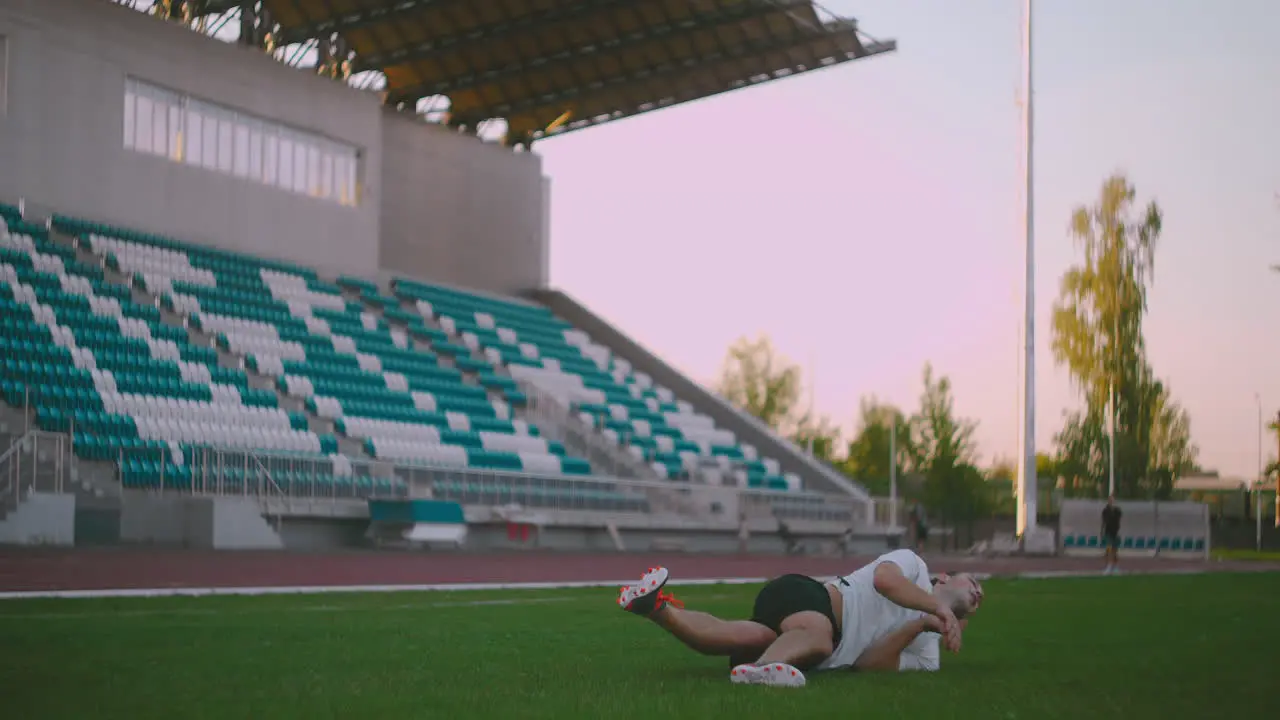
[874,561,960,648]
[851,618,931,672]
[873,561,943,615]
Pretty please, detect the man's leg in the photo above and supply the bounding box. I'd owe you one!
[652,604,778,657]
[619,567,777,658]
[728,612,832,689]
[752,610,835,669]
[729,574,839,689]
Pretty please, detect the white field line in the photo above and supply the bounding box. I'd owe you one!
[0,576,771,602]
[0,592,743,621]
[0,564,1234,603]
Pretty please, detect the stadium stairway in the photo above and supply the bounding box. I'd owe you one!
[52,224,402,479]
[343,280,663,478]
[334,277,709,521]
[526,288,871,502]
[0,209,400,502]
[43,214,664,517]
[383,278,863,502]
[1,204,861,527]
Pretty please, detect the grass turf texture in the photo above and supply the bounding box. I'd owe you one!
[2,573,1276,719]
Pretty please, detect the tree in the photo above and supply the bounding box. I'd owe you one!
[841,398,914,496]
[911,363,986,549]
[1270,415,1280,527]
[1147,381,1198,476]
[1036,453,1058,482]
[1052,405,1145,499]
[986,459,1016,515]
[914,363,977,479]
[1050,173,1197,498]
[790,413,841,464]
[716,334,803,433]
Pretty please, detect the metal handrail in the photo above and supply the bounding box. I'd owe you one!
[114,441,873,527]
[518,380,661,480]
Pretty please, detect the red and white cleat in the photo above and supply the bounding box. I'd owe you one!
[617,567,682,617]
[729,663,807,688]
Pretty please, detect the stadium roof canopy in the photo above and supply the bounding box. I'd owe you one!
[177,0,896,147]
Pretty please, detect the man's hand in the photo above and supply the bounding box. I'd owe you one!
[923,611,962,653]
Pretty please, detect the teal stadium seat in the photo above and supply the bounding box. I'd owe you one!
[1,215,388,498]
[41,214,645,512]
[391,278,803,492]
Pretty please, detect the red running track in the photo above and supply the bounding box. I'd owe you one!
[0,547,1276,592]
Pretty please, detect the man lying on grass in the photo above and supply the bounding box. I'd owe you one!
[617,549,983,688]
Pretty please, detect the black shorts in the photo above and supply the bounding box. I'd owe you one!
[749,574,840,644]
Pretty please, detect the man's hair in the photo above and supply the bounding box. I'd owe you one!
[933,573,982,620]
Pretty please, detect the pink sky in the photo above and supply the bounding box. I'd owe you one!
[537,0,1280,480]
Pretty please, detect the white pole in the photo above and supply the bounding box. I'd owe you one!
[1257,394,1263,552]
[889,417,898,529]
[1015,0,1038,537]
[1108,381,1116,497]
[807,352,816,455]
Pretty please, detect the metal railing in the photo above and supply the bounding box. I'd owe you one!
[1,431,71,513]
[114,442,874,526]
[518,380,663,480]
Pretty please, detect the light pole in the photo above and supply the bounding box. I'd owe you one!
[889,416,898,530]
[1257,393,1264,552]
[1014,0,1038,539]
[1108,380,1117,498]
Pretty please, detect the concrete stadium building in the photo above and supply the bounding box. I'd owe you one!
[0,0,910,553]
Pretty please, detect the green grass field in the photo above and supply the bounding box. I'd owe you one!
[2,573,1276,719]
[1212,548,1280,562]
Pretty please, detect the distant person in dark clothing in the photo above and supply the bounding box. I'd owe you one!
[909,502,929,552]
[1101,496,1122,574]
[777,519,800,555]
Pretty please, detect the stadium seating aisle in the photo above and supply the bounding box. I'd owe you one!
[392,279,802,492]
[53,214,596,483]
[0,210,381,496]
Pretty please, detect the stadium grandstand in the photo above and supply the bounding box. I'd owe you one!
[0,0,908,552]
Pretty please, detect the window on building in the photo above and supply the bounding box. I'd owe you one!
[168,104,183,161]
[199,105,218,171]
[278,134,294,190]
[262,129,278,186]
[135,93,154,155]
[318,148,334,200]
[186,109,203,166]
[120,77,361,207]
[0,36,8,117]
[246,121,262,180]
[123,81,136,149]
[291,136,308,195]
[152,97,168,158]
[216,113,233,173]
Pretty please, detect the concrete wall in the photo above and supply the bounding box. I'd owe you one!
[118,492,282,549]
[454,522,887,556]
[0,0,550,294]
[0,0,383,276]
[277,517,371,551]
[212,497,284,550]
[526,289,874,504]
[378,111,549,294]
[0,492,75,545]
[119,493,199,545]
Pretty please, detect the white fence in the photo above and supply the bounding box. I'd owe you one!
[115,443,878,528]
[1,432,70,513]
[1058,498,1210,559]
